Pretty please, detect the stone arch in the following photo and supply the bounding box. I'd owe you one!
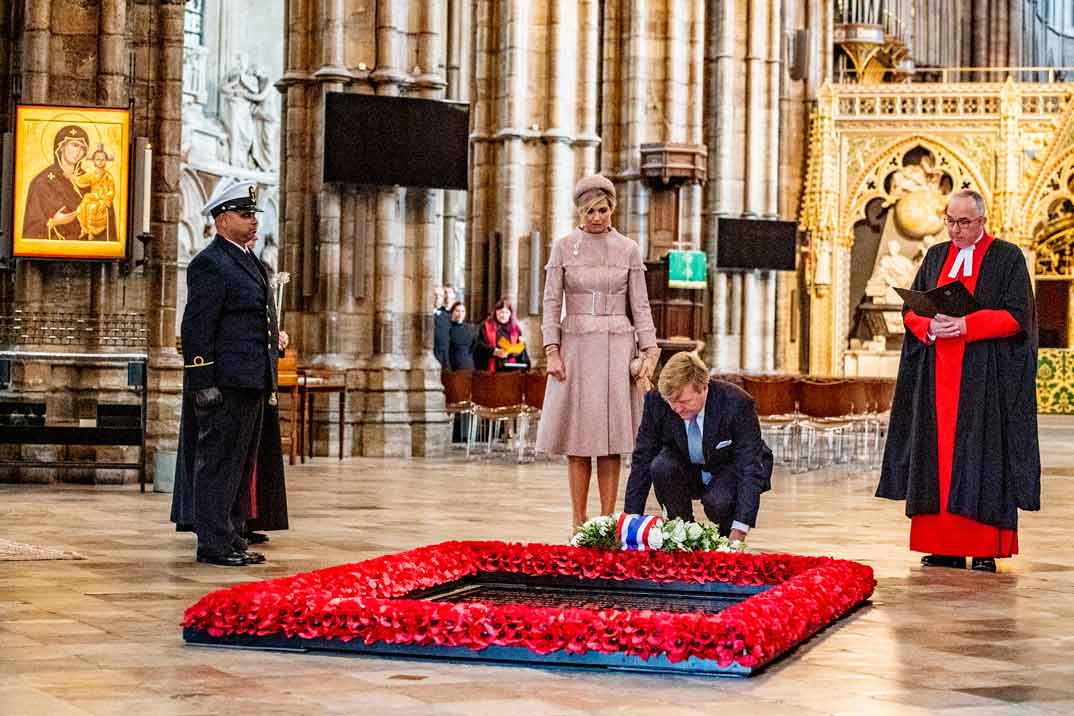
[841,135,990,248]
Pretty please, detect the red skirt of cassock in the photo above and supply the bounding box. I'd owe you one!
[905,235,1019,558]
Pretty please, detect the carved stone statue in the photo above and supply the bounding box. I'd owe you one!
[866,239,916,304]
[220,54,262,169]
[250,66,279,172]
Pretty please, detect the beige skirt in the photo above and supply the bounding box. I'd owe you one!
[535,329,644,457]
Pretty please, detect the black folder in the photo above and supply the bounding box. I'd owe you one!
[894,283,980,318]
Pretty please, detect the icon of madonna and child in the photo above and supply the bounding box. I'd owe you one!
[21,124,120,243]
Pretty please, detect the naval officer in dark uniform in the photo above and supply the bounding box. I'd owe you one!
[170,180,289,566]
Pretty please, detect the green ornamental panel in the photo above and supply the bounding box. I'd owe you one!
[667,250,707,290]
[1037,349,1074,414]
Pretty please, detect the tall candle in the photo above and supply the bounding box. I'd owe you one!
[140,143,152,234]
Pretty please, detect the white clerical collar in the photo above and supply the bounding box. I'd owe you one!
[947,231,984,279]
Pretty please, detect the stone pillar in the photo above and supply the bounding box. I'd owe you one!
[443,0,470,293]
[762,272,776,371]
[742,271,763,371]
[466,0,493,316]
[703,0,736,367]
[98,0,126,105]
[743,0,767,218]
[308,0,351,370]
[496,0,528,309]
[621,0,649,245]
[144,1,186,486]
[576,0,600,177]
[545,0,577,257]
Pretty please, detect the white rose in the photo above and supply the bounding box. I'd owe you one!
[647,528,664,550]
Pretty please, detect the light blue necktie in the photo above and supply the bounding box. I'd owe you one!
[687,417,714,485]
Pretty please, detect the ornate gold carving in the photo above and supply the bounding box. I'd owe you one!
[800,80,1074,375]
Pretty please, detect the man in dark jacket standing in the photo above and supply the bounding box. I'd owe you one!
[170,180,289,566]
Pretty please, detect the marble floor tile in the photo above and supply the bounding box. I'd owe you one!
[3,414,1074,714]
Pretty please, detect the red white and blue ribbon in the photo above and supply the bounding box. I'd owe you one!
[616,513,663,551]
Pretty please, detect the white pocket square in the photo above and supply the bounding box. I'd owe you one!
[716,439,733,449]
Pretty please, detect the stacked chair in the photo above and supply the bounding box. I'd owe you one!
[739,375,799,466]
[733,372,897,473]
[441,370,474,455]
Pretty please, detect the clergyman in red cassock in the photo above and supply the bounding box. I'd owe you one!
[877,189,1040,572]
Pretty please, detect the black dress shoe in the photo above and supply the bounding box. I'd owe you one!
[196,550,250,567]
[242,550,266,564]
[243,531,270,545]
[920,554,967,569]
[971,557,997,572]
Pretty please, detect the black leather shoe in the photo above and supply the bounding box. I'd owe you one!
[242,550,266,564]
[196,550,250,567]
[920,554,966,569]
[244,531,270,545]
[971,557,997,572]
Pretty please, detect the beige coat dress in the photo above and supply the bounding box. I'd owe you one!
[535,228,658,456]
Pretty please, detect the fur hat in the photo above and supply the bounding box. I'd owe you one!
[573,174,616,206]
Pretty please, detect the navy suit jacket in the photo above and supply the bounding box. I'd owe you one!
[624,379,773,526]
[181,235,279,393]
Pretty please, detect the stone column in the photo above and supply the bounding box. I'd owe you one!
[466,0,493,316]
[681,1,705,249]
[443,0,470,293]
[497,0,529,308]
[703,0,736,367]
[743,0,767,218]
[621,0,649,246]
[23,0,50,101]
[742,271,763,371]
[545,0,577,259]
[98,0,126,105]
[575,0,600,177]
[143,0,186,486]
[762,271,776,371]
[307,0,351,373]
[409,0,451,455]
[361,0,415,456]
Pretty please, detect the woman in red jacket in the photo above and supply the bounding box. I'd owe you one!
[475,298,530,373]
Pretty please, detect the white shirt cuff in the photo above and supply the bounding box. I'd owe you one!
[925,331,936,344]
[731,521,750,534]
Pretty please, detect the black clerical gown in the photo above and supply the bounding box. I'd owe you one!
[877,236,1040,537]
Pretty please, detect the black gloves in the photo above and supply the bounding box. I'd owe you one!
[194,386,223,409]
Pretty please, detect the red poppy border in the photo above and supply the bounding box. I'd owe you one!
[183,541,875,675]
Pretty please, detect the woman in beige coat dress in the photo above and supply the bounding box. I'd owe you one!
[536,175,661,531]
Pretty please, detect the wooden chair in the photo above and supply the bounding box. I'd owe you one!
[468,371,526,456]
[863,378,897,465]
[517,371,548,461]
[741,375,800,465]
[441,370,474,453]
[797,379,858,471]
[277,353,301,465]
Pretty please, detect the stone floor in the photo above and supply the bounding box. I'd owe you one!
[2,416,1074,715]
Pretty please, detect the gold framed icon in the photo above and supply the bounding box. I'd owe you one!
[12,104,130,259]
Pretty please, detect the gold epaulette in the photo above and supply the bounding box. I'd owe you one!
[184,356,215,369]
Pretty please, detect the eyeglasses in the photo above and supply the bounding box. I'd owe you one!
[943,215,981,229]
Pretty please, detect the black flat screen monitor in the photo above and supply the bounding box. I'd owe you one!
[716,218,798,271]
[323,93,470,190]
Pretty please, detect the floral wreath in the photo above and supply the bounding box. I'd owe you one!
[184,541,875,671]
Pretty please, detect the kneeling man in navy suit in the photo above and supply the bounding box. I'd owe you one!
[624,352,773,543]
